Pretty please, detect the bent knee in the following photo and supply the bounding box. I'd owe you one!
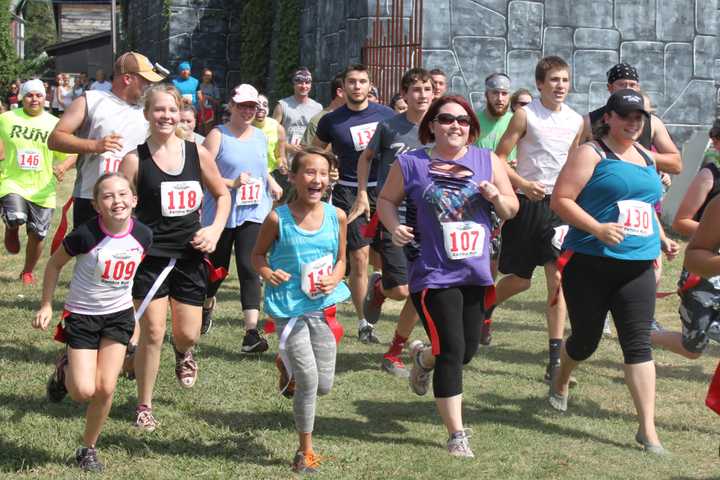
[565,338,598,362]
[69,384,95,402]
[386,285,409,301]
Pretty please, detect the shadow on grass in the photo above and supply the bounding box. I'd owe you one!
[587,357,711,384]
[475,345,547,367]
[0,438,59,473]
[0,342,57,364]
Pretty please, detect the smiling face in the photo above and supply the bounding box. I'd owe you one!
[92,175,137,224]
[145,91,180,136]
[293,79,311,98]
[291,153,331,205]
[231,101,257,127]
[605,110,645,142]
[255,95,269,121]
[179,109,197,133]
[537,67,570,107]
[22,91,45,116]
[430,102,471,150]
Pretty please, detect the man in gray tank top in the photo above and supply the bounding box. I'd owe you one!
[272,67,323,160]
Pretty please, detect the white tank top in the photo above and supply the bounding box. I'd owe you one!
[73,90,148,199]
[516,98,582,194]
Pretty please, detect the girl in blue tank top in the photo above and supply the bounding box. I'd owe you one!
[251,147,349,474]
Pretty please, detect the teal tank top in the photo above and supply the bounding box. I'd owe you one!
[264,202,350,318]
[563,141,662,261]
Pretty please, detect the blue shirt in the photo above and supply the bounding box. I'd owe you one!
[173,76,200,106]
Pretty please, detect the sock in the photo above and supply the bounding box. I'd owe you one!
[385,331,408,357]
[373,277,386,302]
[484,305,496,324]
[549,338,562,366]
[358,318,370,330]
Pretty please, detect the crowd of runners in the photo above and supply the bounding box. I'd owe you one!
[3,48,720,473]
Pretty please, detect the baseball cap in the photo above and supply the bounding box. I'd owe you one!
[19,79,45,98]
[232,84,259,104]
[485,73,511,92]
[605,89,649,118]
[115,51,165,82]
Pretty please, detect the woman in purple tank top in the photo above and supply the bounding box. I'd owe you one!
[377,95,518,458]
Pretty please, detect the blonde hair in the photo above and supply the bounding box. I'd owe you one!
[141,84,186,139]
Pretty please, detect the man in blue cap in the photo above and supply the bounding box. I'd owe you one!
[173,61,200,107]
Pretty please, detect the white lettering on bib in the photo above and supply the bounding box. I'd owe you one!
[442,221,485,260]
[236,178,263,206]
[617,200,653,237]
[98,151,122,175]
[552,225,569,250]
[301,254,334,299]
[17,149,42,171]
[160,181,203,217]
[96,249,141,288]
[349,122,378,152]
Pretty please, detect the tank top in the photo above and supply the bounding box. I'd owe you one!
[398,146,494,293]
[694,163,720,221]
[135,140,204,259]
[264,203,351,318]
[201,125,272,229]
[73,90,148,199]
[252,117,281,171]
[516,98,583,194]
[589,106,652,149]
[279,96,323,147]
[563,140,662,260]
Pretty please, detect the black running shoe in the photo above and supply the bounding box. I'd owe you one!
[47,351,68,403]
[75,447,104,472]
[241,329,269,354]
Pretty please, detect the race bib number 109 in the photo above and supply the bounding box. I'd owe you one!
[96,249,141,288]
[442,221,485,260]
[160,181,203,217]
[617,200,653,237]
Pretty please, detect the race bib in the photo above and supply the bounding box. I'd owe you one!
[349,122,378,152]
[98,151,122,175]
[290,133,303,145]
[160,181,203,217]
[442,221,485,260]
[617,200,653,237]
[16,149,42,171]
[96,249,142,288]
[552,225,569,250]
[236,178,263,206]
[301,254,334,299]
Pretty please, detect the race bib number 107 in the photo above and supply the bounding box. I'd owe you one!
[442,221,485,260]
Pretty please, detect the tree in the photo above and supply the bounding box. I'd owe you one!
[23,0,56,59]
[0,0,19,87]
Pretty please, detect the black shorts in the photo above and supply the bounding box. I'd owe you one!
[373,225,408,289]
[332,183,377,252]
[73,197,97,228]
[0,193,53,238]
[64,307,135,349]
[678,270,720,354]
[132,255,208,306]
[498,195,562,279]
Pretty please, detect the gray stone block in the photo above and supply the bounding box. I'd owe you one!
[573,50,618,93]
[227,33,242,62]
[169,7,198,34]
[695,0,719,35]
[643,90,665,115]
[192,33,227,60]
[667,125,709,149]
[473,0,508,14]
[453,37,506,90]
[694,36,716,79]
[168,33,192,62]
[422,49,461,78]
[715,59,720,84]
[545,0,612,28]
[470,92,486,112]
[657,0,694,42]
[542,27,573,63]
[508,1,542,50]
[574,28,620,50]
[197,9,228,34]
[566,92,589,115]
[452,0,506,37]
[664,42,693,102]
[614,0,655,39]
[620,41,665,93]
[422,0,450,49]
[663,79,716,124]
[450,74,469,99]
[507,49,541,92]
[589,81,610,112]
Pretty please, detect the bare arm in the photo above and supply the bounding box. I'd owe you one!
[316,208,348,294]
[377,162,414,247]
[251,211,291,286]
[671,168,714,237]
[685,196,720,277]
[48,95,123,155]
[119,150,139,187]
[651,115,682,174]
[192,143,231,253]
[496,108,542,198]
[347,147,375,222]
[276,124,288,172]
[485,152,519,220]
[272,103,283,124]
[33,246,73,330]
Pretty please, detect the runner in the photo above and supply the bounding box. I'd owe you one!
[389,93,408,113]
[510,88,532,112]
[301,73,344,147]
[50,73,71,117]
[179,101,205,144]
[348,67,434,375]
[313,64,394,343]
[273,67,323,159]
[119,84,230,431]
[6,81,19,109]
[492,56,583,384]
[549,89,678,456]
[48,51,165,227]
[253,93,288,176]
[0,79,76,284]
[429,69,447,99]
[200,84,282,343]
[198,68,220,135]
[377,95,518,457]
[251,147,350,474]
[36,172,152,472]
[72,72,89,100]
[172,61,201,107]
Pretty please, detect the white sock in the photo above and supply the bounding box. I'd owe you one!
[358,318,370,330]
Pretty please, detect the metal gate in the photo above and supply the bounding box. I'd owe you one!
[361,0,423,104]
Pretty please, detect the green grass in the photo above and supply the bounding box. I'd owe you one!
[1,175,719,479]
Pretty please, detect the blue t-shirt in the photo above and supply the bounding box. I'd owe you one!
[173,76,200,106]
[315,102,394,184]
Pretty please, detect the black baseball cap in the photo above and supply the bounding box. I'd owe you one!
[605,89,649,118]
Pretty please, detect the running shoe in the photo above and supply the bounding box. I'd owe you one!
[47,351,68,403]
[174,348,198,388]
[447,430,475,458]
[201,297,215,335]
[134,404,158,432]
[275,355,295,398]
[121,342,136,380]
[408,340,432,396]
[362,272,385,325]
[548,383,568,412]
[292,450,322,474]
[358,325,380,344]
[20,272,34,285]
[544,363,578,389]
[4,227,19,254]
[381,354,410,378]
[480,305,496,346]
[75,447,104,472]
[635,430,669,456]
[241,329,269,353]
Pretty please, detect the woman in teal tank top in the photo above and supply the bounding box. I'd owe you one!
[550,90,679,455]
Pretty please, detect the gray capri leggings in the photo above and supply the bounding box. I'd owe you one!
[276,312,337,433]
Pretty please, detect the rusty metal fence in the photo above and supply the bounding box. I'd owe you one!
[361,0,423,104]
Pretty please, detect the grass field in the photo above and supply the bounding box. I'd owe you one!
[1,175,719,479]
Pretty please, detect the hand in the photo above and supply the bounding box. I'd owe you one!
[348,191,371,223]
[53,165,66,182]
[269,182,283,201]
[232,172,251,188]
[317,274,340,294]
[662,237,680,261]
[33,305,52,331]
[95,133,123,154]
[594,222,625,246]
[660,172,672,189]
[264,268,291,286]
[508,158,518,169]
[520,180,545,201]
[329,167,339,182]
[190,226,221,253]
[478,180,500,203]
[277,161,288,175]
[391,224,414,247]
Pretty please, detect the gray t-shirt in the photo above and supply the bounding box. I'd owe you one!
[367,112,423,191]
[279,95,323,145]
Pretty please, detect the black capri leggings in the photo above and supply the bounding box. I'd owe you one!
[562,253,655,365]
[206,222,261,310]
[411,285,487,398]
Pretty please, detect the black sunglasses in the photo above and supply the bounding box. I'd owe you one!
[434,113,471,127]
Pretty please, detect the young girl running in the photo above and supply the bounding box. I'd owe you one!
[251,147,350,474]
[120,84,230,431]
[36,173,152,472]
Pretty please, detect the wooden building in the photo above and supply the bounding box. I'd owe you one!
[52,0,111,42]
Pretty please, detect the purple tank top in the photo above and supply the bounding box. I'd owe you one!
[398,146,494,293]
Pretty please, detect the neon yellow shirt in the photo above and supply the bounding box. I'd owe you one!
[0,109,67,208]
[252,117,281,171]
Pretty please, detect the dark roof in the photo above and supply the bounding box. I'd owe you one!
[52,0,111,4]
[45,30,110,55]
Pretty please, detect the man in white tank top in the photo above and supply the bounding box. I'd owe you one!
[491,56,583,385]
[48,52,166,227]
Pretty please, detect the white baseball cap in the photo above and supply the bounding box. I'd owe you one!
[20,79,46,98]
[232,84,259,104]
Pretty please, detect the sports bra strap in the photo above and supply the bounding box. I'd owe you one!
[595,139,653,167]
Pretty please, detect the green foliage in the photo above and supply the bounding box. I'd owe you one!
[0,0,19,87]
[270,0,300,103]
[240,0,273,92]
[23,0,56,59]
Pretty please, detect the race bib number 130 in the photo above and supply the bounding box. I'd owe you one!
[160,181,203,217]
[442,221,485,260]
[301,254,334,299]
[617,200,653,237]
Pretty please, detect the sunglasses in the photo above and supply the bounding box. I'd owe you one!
[434,113,471,127]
